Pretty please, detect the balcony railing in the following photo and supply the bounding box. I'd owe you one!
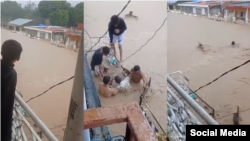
[84,102,158,141]
[12,91,58,141]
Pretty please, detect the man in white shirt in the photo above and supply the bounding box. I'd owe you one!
[114,75,131,93]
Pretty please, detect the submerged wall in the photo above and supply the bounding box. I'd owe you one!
[83,53,110,140]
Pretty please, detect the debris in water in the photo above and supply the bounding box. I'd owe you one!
[233,106,240,125]
[197,42,204,50]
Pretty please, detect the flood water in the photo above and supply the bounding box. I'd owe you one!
[168,13,250,124]
[84,1,167,135]
[1,29,77,140]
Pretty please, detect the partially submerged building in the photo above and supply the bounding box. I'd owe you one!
[178,1,223,16]
[167,0,190,11]
[24,26,67,40]
[7,18,33,32]
[64,24,83,49]
[5,18,51,32]
[223,1,250,22]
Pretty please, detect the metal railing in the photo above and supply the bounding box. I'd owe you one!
[12,91,58,141]
[167,72,219,141]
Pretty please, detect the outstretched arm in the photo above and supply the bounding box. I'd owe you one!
[142,73,147,87]
[111,88,118,96]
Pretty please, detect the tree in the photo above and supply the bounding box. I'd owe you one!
[1,1,25,22]
[74,2,83,24]
[38,1,71,17]
[23,1,40,19]
[48,9,69,26]
[38,1,57,17]
[68,7,77,27]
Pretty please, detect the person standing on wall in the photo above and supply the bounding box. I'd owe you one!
[108,15,127,63]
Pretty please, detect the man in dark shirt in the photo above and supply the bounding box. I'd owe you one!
[108,15,127,63]
[91,46,110,77]
[1,39,23,141]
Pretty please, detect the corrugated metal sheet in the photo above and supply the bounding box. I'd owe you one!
[8,18,33,26]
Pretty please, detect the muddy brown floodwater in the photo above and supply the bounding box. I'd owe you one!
[84,1,167,136]
[168,13,250,124]
[1,29,77,140]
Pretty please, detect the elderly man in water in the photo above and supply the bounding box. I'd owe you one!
[98,76,118,98]
[130,65,147,88]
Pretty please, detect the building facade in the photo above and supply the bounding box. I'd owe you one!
[223,2,250,22]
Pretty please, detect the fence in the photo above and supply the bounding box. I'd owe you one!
[12,91,58,141]
[167,71,219,141]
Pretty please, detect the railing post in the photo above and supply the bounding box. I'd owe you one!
[167,75,219,125]
[63,29,83,141]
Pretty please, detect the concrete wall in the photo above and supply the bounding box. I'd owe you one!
[84,53,110,140]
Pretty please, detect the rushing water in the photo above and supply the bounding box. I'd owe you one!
[168,13,250,124]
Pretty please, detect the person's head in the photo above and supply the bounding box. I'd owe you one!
[232,41,235,45]
[129,11,133,15]
[133,65,141,74]
[115,76,122,84]
[149,121,152,125]
[103,76,111,85]
[1,39,23,63]
[111,15,120,26]
[102,46,110,56]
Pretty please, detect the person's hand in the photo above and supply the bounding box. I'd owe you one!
[114,29,119,33]
[143,84,148,89]
[104,67,108,73]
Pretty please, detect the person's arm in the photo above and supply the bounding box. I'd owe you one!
[119,19,127,33]
[129,68,134,79]
[108,22,113,43]
[0,72,17,108]
[111,88,118,96]
[141,72,147,87]
[97,54,104,77]
[99,64,104,77]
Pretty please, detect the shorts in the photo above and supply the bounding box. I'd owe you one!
[111,33,124,45]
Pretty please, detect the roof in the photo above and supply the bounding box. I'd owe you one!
[224,2,250,8]
[178,1,221,7]
[167,0,178,4]
[8,18,33,26]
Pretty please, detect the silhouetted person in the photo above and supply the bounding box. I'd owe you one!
[1,39,23,141]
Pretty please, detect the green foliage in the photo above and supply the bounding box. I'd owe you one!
[48,9,69,26]
[1,0,83,27]
[74,2,83,25]
[1,1,24,21]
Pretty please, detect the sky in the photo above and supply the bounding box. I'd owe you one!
[6,1,81,7]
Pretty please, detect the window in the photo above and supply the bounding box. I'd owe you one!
[240,12,244,17]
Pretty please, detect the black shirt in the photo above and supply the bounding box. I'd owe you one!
[1,60,17,141]
[108,17,127,42]
[90,48,103,71]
